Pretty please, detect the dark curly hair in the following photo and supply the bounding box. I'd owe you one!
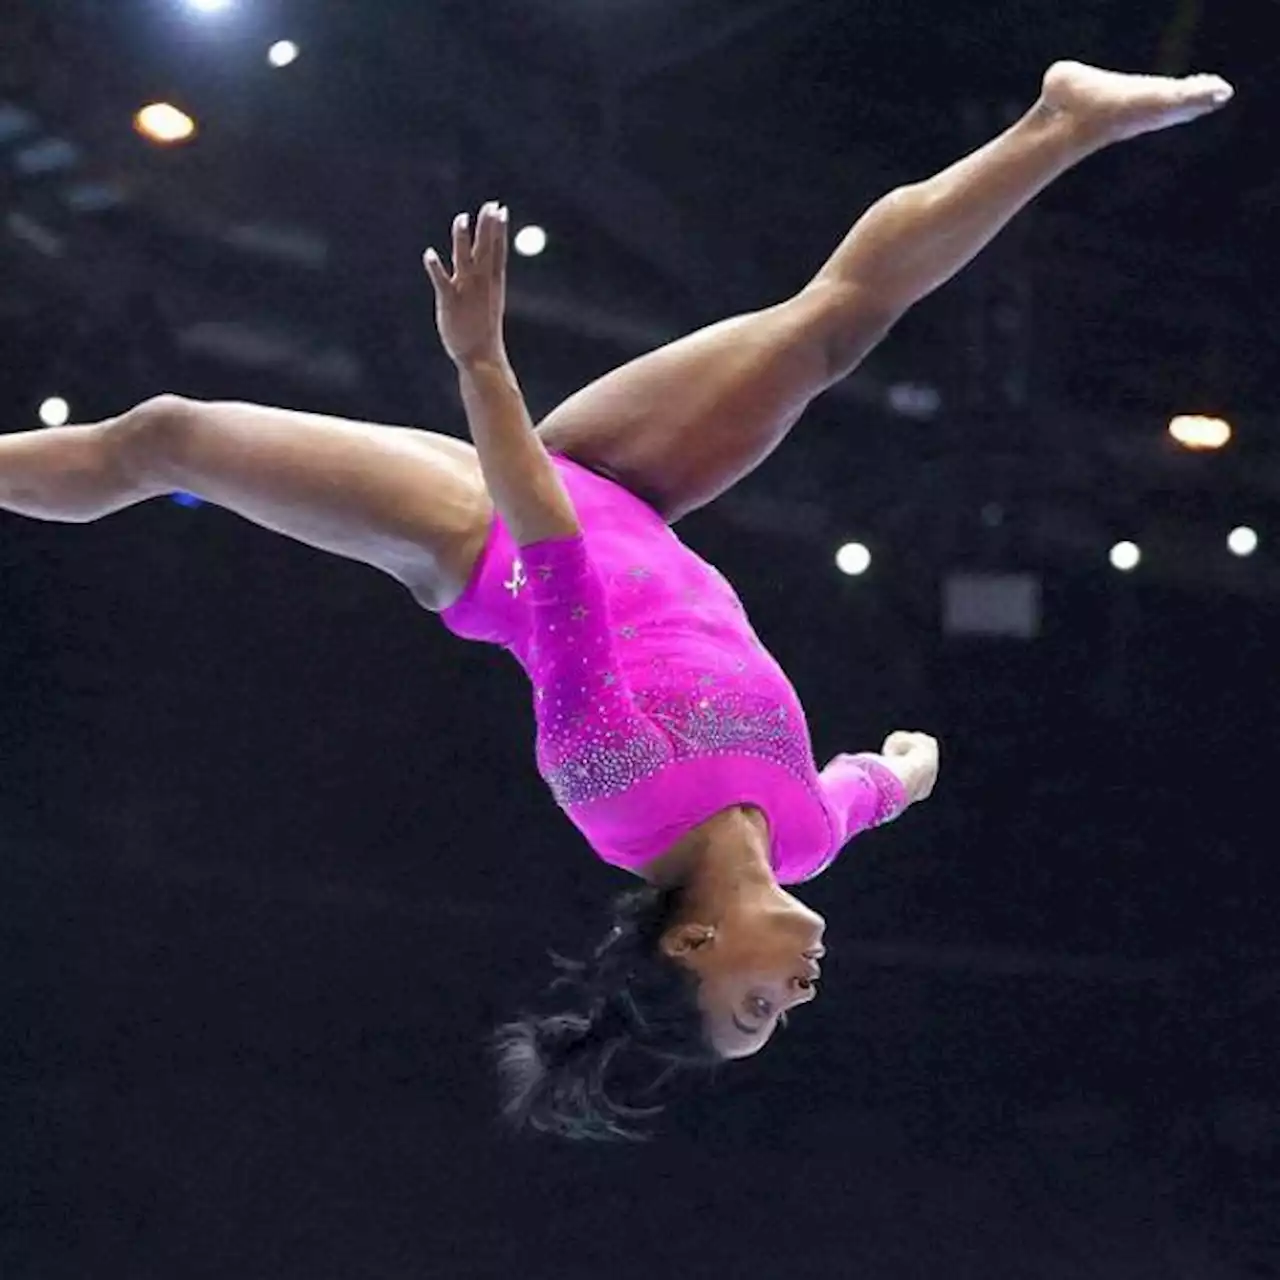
[494,883,722,1141]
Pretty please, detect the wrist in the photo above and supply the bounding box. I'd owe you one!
[883,758,918,804]
[455,348,510,377]
[851,752,913,823]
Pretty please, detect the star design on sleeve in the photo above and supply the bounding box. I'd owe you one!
[571,605,590,621]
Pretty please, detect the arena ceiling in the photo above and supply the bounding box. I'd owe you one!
[2,0,1277,598]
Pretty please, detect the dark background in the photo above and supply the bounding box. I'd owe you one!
[2,1,1278,1276]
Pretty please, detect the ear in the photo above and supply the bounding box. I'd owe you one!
[659,922,716,960]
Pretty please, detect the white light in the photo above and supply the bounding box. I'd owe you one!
[1169,414,1231,451]
[186,0,234,13]
[514,225,548,257]
[1228,526,1258,557]
[835,542,872,577]
[268,40,299,68]
[134,102,198,145]
[39,396,70,427]
[1109,541,1141,572]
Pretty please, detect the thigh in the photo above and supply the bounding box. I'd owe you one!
[536,283,893,523]
[132,398,493,610]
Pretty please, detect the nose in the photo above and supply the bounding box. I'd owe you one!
[792,959,821,999]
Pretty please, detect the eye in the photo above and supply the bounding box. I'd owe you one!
[748,995,772,1020]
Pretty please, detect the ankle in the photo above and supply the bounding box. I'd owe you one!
[1025,95,1109,158]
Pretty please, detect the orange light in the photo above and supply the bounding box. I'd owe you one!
[1169,414,1231,451]
[134,102,197,145]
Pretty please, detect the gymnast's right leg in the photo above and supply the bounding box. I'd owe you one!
[0,395,493,610]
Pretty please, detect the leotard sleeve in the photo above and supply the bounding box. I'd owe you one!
[818,752,909,847]
[519,534,672,806]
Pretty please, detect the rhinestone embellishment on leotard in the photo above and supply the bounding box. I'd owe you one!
[542,683,807,809]
[543,726,673,808]
[522,538,817,813]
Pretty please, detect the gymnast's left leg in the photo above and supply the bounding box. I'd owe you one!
[538,62,1232,523]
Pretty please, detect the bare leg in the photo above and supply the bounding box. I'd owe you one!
[0,396,493,610]
[539,62,1232,522]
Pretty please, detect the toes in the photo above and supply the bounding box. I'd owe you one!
[1189,73,1233,105]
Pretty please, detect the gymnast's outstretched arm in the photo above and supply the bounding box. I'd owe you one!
[425,201,581,548]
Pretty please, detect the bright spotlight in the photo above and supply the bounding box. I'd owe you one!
[268,40,299,67]
[39,396,70,427]
[1109,541,1141,572]
[1228,526,1258,557]
[836,542,872,577]
[186,0,234,13]
[1169,414,1231,451]
[514,225,548,257]
[134,103,198,145]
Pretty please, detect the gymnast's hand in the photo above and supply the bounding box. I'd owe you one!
[879,730,939,804]
[424,201,510,368]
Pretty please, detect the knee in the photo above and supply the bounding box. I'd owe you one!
[111,394,204,482]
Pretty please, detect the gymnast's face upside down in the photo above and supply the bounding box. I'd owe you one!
[659,875,827,1060]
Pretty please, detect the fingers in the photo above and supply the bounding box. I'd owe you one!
[451,211,472,275]
[425,202,508,291]
[882,731,918,757]
[422,247,452,295]
[493,204,509,283]
[472,201,508,271]
[878,731,940,805]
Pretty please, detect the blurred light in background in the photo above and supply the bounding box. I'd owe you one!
[887,381,942,420]
[1228,525,1258,557]
[835,542,872,577]
[1169,414,1231,451]
[1110,541,1141,572]
[38,396,70,426]
[14,137,80,177]
[186,0,235,13]
[268,41,300,68]
[135,103,198,145]
[514,225,548,257]
[171,492,205,508]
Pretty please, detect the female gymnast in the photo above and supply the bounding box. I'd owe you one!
[0,63,1232,1139]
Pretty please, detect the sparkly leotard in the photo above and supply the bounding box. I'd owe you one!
[440,455,906,883]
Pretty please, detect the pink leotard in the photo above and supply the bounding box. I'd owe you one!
[440,455,906,883]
